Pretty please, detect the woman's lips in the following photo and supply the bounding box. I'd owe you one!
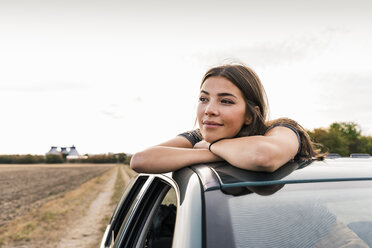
[203,121,223,128]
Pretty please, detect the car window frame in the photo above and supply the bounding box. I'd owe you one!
[101,175,150,248]
[134,184,176,248]
[115,174,179,248]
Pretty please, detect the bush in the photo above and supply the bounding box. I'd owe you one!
[124,155,132,165]
[0,154,46,164]
[0,155,13,164]
[45,154,63,164]
[0,153,131,164]
[67,153,130,164]
[116,153,127,163]
[85,154,117,163]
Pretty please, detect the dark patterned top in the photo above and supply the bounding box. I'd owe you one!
[178,123,301,155]
[178,129,202,146]
[265,123,302,154]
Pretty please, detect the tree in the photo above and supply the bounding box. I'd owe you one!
[116,153,127,163]
[329,122,362,153]
[359,136,372,154]
[308,122,368,156]
[45,154,64,163]
[309,127,349,156]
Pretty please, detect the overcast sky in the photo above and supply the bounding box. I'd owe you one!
[1,0,372,155]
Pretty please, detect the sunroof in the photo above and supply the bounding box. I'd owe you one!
[208,159,372,190]
[209,160,313,186]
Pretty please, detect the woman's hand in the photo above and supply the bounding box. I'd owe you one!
[130,136,221,173]
[209,126,299,172]
[193,140,211,150]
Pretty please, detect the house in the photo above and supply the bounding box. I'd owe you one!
[46,145,83,159]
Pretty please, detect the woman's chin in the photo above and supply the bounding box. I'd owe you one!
[204,136,223,143]
[201,130,228,143]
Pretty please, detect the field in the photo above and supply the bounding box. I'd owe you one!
[0,163,136,248]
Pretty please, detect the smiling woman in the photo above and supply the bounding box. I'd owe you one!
[130,64,319,174]
[197,77,250,142]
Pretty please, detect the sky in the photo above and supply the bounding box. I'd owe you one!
[1,0,372,155]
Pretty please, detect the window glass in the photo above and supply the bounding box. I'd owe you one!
[142,187,177,248]
[227,181,372,248]
[105,176,148,247]
[114,178,178,248]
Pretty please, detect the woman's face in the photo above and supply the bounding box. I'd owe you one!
[197,76,251,143]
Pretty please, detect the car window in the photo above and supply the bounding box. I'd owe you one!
[141,187,177,248]
[104,176,148,247]
[225,181,372,248]
[115,178,178,248]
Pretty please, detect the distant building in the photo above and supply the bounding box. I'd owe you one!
[67,146,80,159]
[46,145,83,159]
[61,147,68,155]
[46,146,60,155]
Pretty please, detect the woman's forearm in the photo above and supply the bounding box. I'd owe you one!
[209,136,286,172]
[130,146,221,173]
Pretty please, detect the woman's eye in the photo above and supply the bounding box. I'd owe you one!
[221,99,234,104]
[199,97,208,102]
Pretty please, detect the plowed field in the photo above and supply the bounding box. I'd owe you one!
[0,164,114,227]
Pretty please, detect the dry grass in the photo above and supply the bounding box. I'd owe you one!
[0,166,116,248]
[111,166,126,206]
[122,164,137,178]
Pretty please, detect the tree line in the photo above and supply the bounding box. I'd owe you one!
[0,153,132,164]
[308,122,372,157]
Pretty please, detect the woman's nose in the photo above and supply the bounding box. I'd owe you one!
[205,101,218,116]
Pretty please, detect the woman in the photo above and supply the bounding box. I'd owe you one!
[130,64,317,173]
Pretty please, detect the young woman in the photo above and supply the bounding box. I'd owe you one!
[130,64,317,173]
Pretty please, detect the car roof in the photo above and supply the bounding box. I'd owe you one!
[189,158,372,192]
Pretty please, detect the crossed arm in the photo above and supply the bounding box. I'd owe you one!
[130,126,299,174]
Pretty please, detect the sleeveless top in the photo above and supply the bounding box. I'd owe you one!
[178,123,302,155]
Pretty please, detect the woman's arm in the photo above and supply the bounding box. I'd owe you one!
[130,136,222,173]
[208,126,299,172]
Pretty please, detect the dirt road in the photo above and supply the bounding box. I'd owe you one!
[0,164,135,248]
[57,167,118,248]
[0,164,113,227]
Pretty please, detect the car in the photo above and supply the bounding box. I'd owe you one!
[325,153,341,159]
[350,153,371,158]
[101,158,372,248]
